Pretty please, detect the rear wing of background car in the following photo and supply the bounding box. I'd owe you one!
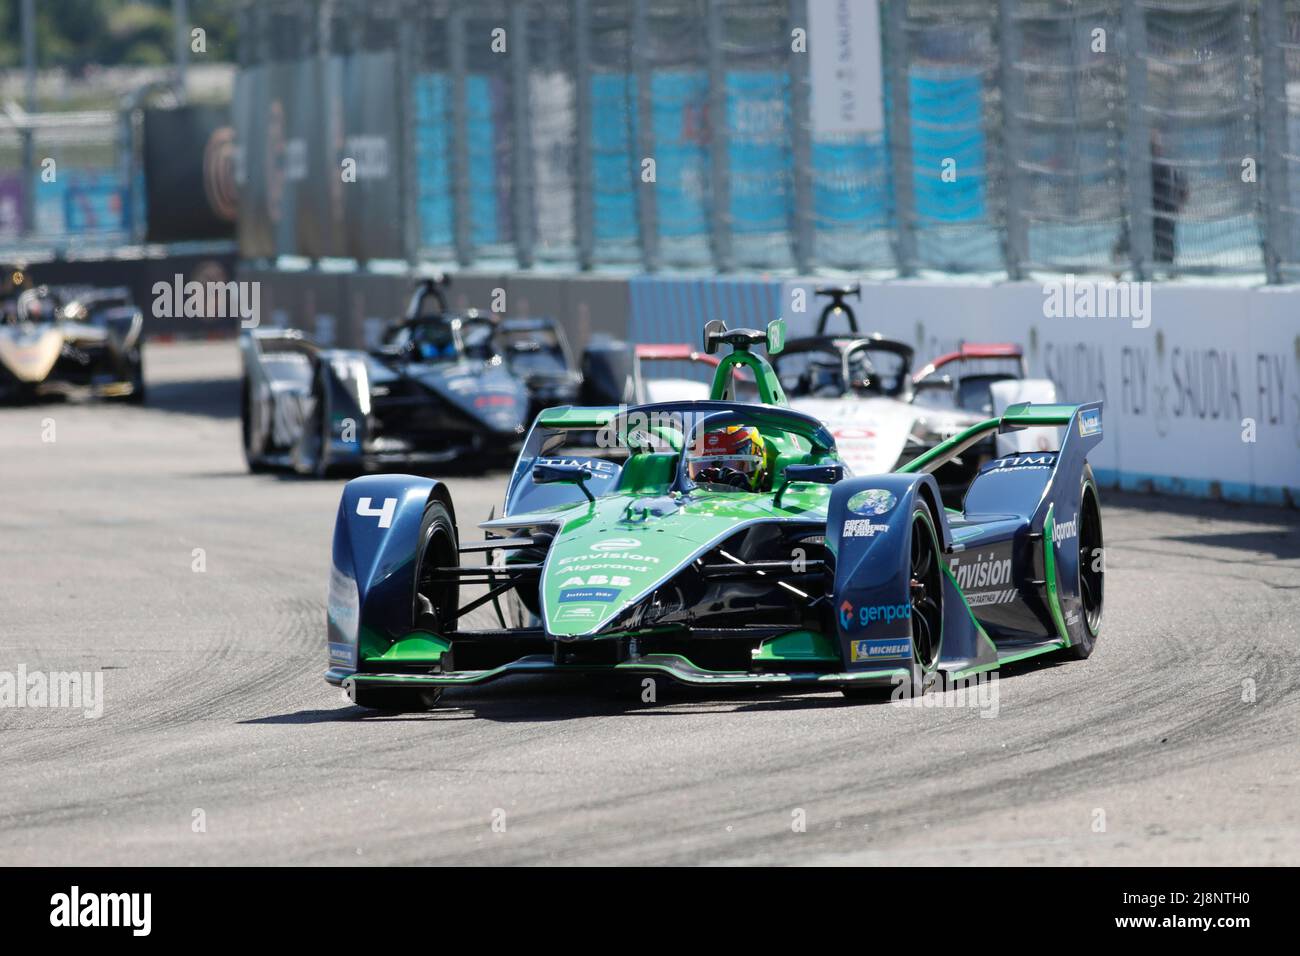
[912,343,1027,383]
[241,327,320,368]
[631,342,741,403]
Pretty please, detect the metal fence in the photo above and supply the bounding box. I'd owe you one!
[233,0,1300,281]
[0,108,135,251]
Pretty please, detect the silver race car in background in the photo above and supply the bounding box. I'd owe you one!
[240,276,582,476]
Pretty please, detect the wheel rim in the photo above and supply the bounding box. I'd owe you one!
[1077,487,1104,635]
[909,511,943,670]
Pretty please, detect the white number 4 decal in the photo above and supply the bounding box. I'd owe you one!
[357,496,397,529]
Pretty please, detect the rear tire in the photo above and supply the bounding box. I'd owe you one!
[124,350,146,404]
[1067,470,1104,660]
[296,371,338,478]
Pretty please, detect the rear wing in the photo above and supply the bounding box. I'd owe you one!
[239,328,323,386]
[913,343,1026,383]
[897,402,1100,476]
[631,342,764,403]
[535,405,621,430]
[633,343,721,402]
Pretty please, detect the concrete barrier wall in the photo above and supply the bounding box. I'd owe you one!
[28,250,239,339]
[232,265,1300,506]
[236,266,632,354]
[773,279,1300,507]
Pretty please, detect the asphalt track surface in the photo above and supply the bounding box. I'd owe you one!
[1,341,1297,866]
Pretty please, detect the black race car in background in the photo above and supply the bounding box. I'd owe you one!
[492,315,582,419]
[240,277,582,476]
[0,278,145,404]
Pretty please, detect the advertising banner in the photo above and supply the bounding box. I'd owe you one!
[809,0,883,136]
[143,105,237,243]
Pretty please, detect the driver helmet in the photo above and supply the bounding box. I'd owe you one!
[16,286,55,323]
[419,341,455,360]
[687,425,769,492]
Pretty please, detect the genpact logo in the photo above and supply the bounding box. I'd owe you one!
[591,538,641,552]
[858,603,911,627]
[839,600,854,629]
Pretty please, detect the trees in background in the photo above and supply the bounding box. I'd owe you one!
[0,0,238,71]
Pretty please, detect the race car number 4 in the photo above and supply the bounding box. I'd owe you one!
[357,497,397,528]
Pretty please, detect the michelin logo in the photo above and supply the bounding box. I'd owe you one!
[850,639,912,662]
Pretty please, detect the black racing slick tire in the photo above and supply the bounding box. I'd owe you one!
[124,350,146,404]
[412,498,460,635]
[296,370,340,478]
[1067,465,1104,660]
[240,376,273,473]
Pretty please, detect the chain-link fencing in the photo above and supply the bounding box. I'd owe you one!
[231,0,1300,281]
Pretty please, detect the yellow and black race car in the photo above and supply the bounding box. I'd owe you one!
[0,269,145,404]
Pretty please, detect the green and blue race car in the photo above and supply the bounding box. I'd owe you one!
[325,319,1104,709]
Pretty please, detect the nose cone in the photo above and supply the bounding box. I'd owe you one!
[542,529,694,638]
[0,327,63,382]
